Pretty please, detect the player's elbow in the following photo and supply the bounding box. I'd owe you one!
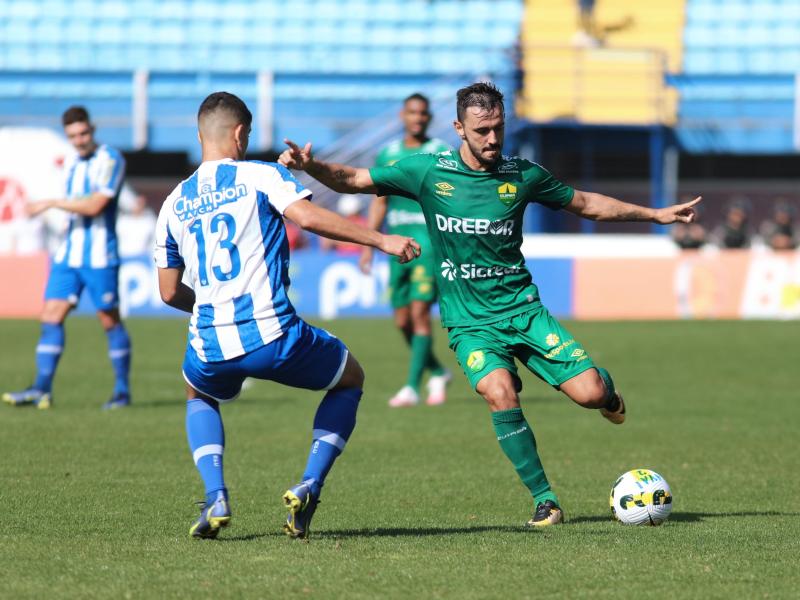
[159,285,178,306]
[288,206,320,232]
[86,196,112,217]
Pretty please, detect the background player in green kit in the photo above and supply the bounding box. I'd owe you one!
[279,82,701,527]
[359,93,452,407]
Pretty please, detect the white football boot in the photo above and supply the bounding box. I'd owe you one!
[388,385,419,408]
[425,370,452,406]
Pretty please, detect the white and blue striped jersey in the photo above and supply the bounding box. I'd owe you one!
[53,144,126,268]
[154,159,311,363]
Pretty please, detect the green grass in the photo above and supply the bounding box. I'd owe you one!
[1,317,798,599]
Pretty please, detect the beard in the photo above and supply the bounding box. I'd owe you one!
[466,138,501,168]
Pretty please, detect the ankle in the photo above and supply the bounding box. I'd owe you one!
[604,392,620,412]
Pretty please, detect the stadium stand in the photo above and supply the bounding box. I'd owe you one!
[0,0,797,156]
[519,0,683,125]
[0,0,523,155]
[676,0,799,152]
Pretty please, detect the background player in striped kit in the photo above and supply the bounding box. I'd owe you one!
[3,106,132,410]
[155,92,420,539]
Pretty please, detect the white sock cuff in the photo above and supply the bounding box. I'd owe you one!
[313,429,346,451]
[193,444,224,465]
[36,344,63,354]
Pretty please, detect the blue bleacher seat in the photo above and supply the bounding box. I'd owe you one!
[0,0,520,76]
[0,0,523,156]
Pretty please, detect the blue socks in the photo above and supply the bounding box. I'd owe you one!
[33,322,130,397]
[186,398,227,506]
[106,324,131,396]
[302,387,362,497]
[34,323,64,393]
[185,388,361,506]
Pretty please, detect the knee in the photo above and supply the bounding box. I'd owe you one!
[410,304,431,334]
[394,312,410,332]
[41,304,68,324]
[351,360,365,388]
[571,371,608,408]
[98,309,122,331]
[336,354,365,390]
[480,381,519,411]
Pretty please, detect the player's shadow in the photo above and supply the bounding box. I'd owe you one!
[216,511,800,541]
[216,526,536,541]
[217,532,287,542]
[568,511,799,524]
[314,525,532,538]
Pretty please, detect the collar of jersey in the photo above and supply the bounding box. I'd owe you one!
[402,137,431,152]
[78,146,99,161]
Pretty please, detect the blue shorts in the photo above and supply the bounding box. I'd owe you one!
[44,264,120,311]
[182,318,349,402]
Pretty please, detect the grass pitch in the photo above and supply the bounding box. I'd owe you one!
[1,317,798,599]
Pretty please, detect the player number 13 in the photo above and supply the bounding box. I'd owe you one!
[188,212,241,286]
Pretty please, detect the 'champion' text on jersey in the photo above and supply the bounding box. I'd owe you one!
[154,159,311,362]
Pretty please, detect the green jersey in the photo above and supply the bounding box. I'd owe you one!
[374,138,450,237]
[370,149,574,327]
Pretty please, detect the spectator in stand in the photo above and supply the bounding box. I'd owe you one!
[713,197,751,249]
[117,181,157,257]
[320,194,367,254]
[671,196,707,249]
[118,181,149,216]
[760,199,797,251]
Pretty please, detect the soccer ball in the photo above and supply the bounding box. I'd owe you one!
[609,469,673,526]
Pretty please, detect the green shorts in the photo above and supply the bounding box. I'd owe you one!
[388,250,437,309]
[447,305,595,390]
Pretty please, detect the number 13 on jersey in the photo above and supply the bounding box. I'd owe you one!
[188,212,241,286]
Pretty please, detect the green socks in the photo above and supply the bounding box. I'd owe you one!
[406,334,432,391]
[492,408,558,506]
[401,331,445,392]
[596,367,619,410]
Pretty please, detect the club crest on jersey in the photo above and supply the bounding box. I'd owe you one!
[173,184,248,221]
[497,182,517,206]
[434,182,455,196]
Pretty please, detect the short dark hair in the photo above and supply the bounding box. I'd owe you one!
[404,93,430,108]
[197,91,252,127]
[62,105,90,127]
[456,82,504,122]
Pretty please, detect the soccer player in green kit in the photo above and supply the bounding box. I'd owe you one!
[280,82,701,527]
[359,93,452,407]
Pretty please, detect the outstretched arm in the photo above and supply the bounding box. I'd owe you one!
[566,191,702,224]
[278,139,379,194]
[284,200,420,263]
[358,195,388,274]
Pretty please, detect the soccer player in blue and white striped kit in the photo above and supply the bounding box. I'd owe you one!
[3,106,132,410]
[155,92,420,539]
